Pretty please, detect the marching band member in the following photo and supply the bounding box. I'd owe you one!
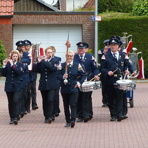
[59,50,86,128]
[100,37,135,122]
[110,36,136,118]
[24,40,38,111]
[74,42,100,123]
[16,40,31,117]
[36,48,59,124]
[98,39,110,107]
[2,50,25,125]
[46,46,61,118]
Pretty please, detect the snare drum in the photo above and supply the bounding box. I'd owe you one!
[116,79,136,90]
[79,81,95,92]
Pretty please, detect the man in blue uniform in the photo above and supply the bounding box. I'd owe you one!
[24,40,38,111]
[74,42,100,122]
[98,39,110,107]
[101,37,134,121]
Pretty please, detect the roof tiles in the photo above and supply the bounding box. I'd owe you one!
[83,0,95,9]
[0,0,14,16]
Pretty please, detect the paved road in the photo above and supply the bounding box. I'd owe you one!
[0,77,148,148]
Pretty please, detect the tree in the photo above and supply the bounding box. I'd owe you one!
[98,0,135,13]
[132,0,148,16]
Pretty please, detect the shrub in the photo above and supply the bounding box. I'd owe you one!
[0,40,7,69]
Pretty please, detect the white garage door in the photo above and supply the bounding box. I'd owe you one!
[13,24,82,61]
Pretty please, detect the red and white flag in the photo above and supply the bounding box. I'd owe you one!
[138,57,145,79]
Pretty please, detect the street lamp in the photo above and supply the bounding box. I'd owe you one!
[95,0,98,62]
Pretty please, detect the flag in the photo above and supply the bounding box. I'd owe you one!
[126,41,133,54]
[137,57,145,79]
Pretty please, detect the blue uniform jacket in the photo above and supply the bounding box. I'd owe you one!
[21,52,31,86]
[2,62,25,92]
[53,56,61,89]
[74,53,99,81]
[100,51,133,85]
[59,62,86,93]
[35,58,59,90]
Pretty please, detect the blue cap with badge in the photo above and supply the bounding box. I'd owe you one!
[16,40,25,47]
[103,39,109,46]
[109,38,120,45]
[76,42,89,49]
[24,40,32,45]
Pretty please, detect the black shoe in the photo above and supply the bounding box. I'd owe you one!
[20,113,24,118]
[48,118,52,124]
[17,116,20,121]
[54,113,59,117]
[102,104,107,107]
[77,118,83,122]
[84,117,90,123]
[110,117,117,121]
[51,116,55,122]
[123,115,128,119]
[70,121,75,128]
[89,115,93,120]
[44,118,49,123]
[9,119,14,124]
[13,119,18,125]
[27,110,31,113]
[24,111,27,115]
[32,106,38,110]
[117,116,125,122]
[65,123,70,127]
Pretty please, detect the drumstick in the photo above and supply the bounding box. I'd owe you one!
[128,70,137,79]
[124,73,127,79]
[89,73,101,82]
[124,68,128,79]
[112,68,119,73]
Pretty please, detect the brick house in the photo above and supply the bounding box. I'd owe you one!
[0,0,94,61]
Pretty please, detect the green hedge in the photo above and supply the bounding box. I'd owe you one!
[98,16,148,78]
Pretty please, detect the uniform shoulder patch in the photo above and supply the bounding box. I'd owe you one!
[122,49,127,53]
[78,64,84,71]
[125,55,129,59]
[91,56,96,62]
[101,55,106,60]
[98,50,102,54]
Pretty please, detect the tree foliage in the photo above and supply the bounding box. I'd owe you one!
[132,0,148,16]
[98,0,135,13]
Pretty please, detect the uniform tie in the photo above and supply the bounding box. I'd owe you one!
[80,56,83,61]
[113,53,117,61]
[68,64,71,68]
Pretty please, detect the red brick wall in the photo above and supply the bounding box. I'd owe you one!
[1,13,94,55]
[0,19,13,54]
[60,0,66,11]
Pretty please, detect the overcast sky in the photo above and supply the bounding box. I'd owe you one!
[43,0,88,11]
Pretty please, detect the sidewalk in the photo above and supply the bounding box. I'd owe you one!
[0,77,148,148]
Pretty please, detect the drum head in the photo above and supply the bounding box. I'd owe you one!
[116,79,132,84]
